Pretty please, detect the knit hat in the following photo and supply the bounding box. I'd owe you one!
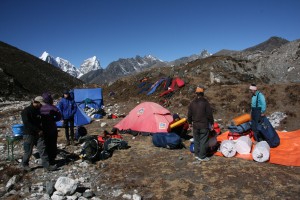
[63,90,70,94]
[195,86,204,93]
[42,92,53,104]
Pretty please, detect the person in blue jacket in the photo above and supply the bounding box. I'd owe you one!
[249,83,267,142]
[58,90,77,145]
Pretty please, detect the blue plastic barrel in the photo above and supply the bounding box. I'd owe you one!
[11,124,24,136]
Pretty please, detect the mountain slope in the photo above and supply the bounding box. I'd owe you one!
[0,41,82,99]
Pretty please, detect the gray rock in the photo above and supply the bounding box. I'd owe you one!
[55,177,78,196]
[46,181,55,195]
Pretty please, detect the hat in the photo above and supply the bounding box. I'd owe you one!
[249,84,257,91]
[34,96,46,105]
[195,86,204,93]
[63,90,69,94]
[173,113,180,120]
[42,92,53,104]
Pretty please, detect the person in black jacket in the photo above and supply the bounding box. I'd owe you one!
[20,96,57,172]
[187,86,214,162]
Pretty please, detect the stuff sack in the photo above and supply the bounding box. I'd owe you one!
[80,136,100,162]
[228,122,251,134]
[152,132,183,149]
[75,126,88,141]
[257,116,280,148]
[103,138,129,152]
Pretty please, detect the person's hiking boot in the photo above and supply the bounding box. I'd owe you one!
[21,164,31,172]
[45,165,58,172]
[199,157,210,162]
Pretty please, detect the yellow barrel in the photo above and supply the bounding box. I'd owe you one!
[169,118,187,129]
[232,114,251,126]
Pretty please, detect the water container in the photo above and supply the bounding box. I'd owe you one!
[189,142,194,153]
[11,124,24,136]
[220,140,236,157]
[252,141,270,162]
[235,136,252,154]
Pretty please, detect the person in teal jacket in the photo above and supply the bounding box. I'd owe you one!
[58,90,77,145]
[249,84,266,141]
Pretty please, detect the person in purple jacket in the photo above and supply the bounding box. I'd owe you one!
[58,90,77,145]
[41,92,61,164]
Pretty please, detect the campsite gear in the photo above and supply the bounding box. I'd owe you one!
[232,113,251,126]
[213,122,221,135]
[152,132,184,149]
[228,122,251,134]
[215,130,300,166]
[220,140,237,158]
[190,136,218,153]
[103,138,128,152]
[79,135,101,162]
[114,102,173,134]
[169,118,187,129]
[11,124,24,136]
[257,116,280,147]
[57,88,103,127]
[252,141,270,162]
[6,135,23,161]
[227,130,254,140]
[235,136,252,154]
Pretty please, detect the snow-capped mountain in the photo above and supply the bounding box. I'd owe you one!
[56,57,82,78]
[40,52,101,78]
[39,52,59,68]
[78,56,101,78]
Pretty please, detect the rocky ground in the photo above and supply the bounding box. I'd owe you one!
[0,88,300,200]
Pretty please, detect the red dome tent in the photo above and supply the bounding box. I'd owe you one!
[114,102,173,134]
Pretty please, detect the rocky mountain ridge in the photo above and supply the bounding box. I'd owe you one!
[80,50,212,85]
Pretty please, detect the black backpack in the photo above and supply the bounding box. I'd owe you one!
[80,136,101,162]
[100,138,129,160]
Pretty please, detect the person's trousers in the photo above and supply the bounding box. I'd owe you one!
[193,128,209,159]
[44,133,58,164]
[251,108,264,141]
[63,118,74,141]
[22,134,50,168]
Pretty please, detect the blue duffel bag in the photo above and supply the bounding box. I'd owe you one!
[257,116,280,148]
[228,122,252,134]
[152,132,183,149]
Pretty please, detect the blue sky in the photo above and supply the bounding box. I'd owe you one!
[1,0,299,68]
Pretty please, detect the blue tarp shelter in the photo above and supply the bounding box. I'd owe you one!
[57,88,103,127]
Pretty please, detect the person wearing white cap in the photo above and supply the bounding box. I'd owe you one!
[249,83,267,142]
[20,96,57,172]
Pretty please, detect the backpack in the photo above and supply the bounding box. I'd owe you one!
[103,138,128,152]
[75,126,88,141]
[79,135,101,162]
[100,138,129,160]
[257,116,280,148]
[152,133,184,149]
